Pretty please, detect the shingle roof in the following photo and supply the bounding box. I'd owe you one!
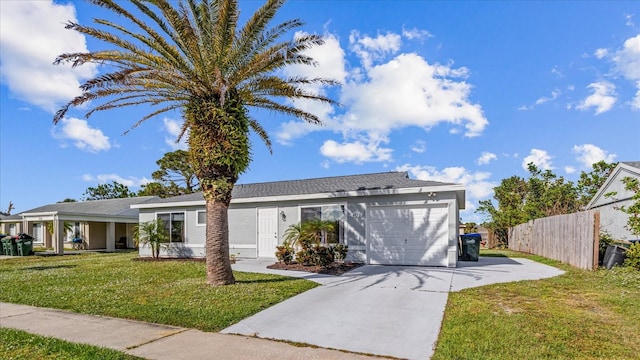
[0,214,22,221]
[621,161,640,170]
[151,171,458,204]
[20,196,160,218]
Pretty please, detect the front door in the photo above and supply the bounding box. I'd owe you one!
[257,208,278,257]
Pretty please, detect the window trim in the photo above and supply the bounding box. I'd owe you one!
[155,211,186,243]
[196,210,206,227]
[298,203,347,245]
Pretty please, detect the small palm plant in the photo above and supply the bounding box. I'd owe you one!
[134,219,169,259]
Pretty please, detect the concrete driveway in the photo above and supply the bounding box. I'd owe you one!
[225,257,564,360]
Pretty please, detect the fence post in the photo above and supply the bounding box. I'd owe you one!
[592,211,600,270]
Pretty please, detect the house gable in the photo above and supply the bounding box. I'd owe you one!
[587,162,640,209]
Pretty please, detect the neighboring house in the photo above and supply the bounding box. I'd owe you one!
[15,196,159,253]
[0,214,24,236]
[133,172,465,267]
[587,161,640,241]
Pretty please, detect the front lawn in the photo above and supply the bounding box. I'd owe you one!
[433,249,640,360]
[0,328,140,360]
[0,252,317,331]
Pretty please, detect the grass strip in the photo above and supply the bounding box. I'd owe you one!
[0,252,317,332]
[0,328,141,360]
[432,249,640,360]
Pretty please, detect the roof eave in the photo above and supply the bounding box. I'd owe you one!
[133,184,466,208]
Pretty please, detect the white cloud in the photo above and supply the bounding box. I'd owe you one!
[551,66,563,78]
[82,174,150,188]
[277,33,346,144]
[163,117,188,150]
[572,144,617,168]
[594,48,608,59]
[402,27,433,41]
[477,152,497,165]
[612,34,640,109]
[320,138,393,164]
[576,81,617,115]
[349,31,401,69]
[625,13,635,27]
[519,88,562,111]
[535,89,561,105]
[522,149,553,170]
[410,140,426,153]
[564,166,576,174]
[53,117,110,152]
[339,53,487,137]
[0,1,98,112]
[397,164,495,200]
[277,29,488,165]
[632,83,640,110]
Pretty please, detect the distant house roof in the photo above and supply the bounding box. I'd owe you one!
[0,214,22,222]
[586,161,640,209]
[20,196,160,219]
[136,171,464,207]
[621,161,640,169]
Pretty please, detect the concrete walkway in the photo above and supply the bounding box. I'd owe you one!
[0,302,374,360]
[224,256,565,360]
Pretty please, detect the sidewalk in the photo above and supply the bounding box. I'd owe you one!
[0,302,375,360]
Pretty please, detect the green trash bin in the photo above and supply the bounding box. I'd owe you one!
[460,233,482,261]
[2,237,18,256]
[16,239,33,256]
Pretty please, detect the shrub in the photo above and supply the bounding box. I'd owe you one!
[599,231,617,262]
[331,244,348,261]
[296,248,315,266]
[313,245,334,266]
[624,243,640,271]
[275,242,294,264]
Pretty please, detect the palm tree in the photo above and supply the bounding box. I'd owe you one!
[133,219,169,259]
[53,0,336,285]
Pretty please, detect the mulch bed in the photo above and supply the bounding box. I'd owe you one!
[267,261,364,276]
[132,257,206,262]
[132,257,363,276]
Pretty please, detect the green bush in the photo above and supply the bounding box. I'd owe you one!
[624,242,640,271]
[313,245,334,266]
[296,248,315,266]
[331,244,348,261]
[275,242,294,264]
[599,231,617,262]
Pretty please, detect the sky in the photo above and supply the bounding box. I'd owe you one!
[1,0,639,222]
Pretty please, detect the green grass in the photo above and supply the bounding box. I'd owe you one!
[0,252,317,331]
[0,328,140,360]
[432,249,640,360]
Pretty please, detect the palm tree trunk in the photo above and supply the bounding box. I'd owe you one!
[205,197,235,285]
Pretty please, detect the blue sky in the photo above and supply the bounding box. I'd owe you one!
[1,1,639,222]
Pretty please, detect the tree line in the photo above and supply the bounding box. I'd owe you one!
[73,150,199,201]
[476,161,618,245]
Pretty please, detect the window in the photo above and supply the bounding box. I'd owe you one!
[196,210,206,226]
[157,212,185,243]
[300,204,345,244]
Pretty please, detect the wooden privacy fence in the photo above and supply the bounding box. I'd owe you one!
[508,210,600,270]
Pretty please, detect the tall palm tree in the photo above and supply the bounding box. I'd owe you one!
[53,0,336,285]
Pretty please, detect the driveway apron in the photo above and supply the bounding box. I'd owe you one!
[225,257,564,360]
[224,265,455,360]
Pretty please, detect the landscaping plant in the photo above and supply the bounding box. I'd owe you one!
[624,242,640,270]
[275,241,294,264]
[133,219,168,259]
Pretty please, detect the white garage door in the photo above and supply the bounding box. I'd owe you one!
[367,204,449,266]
